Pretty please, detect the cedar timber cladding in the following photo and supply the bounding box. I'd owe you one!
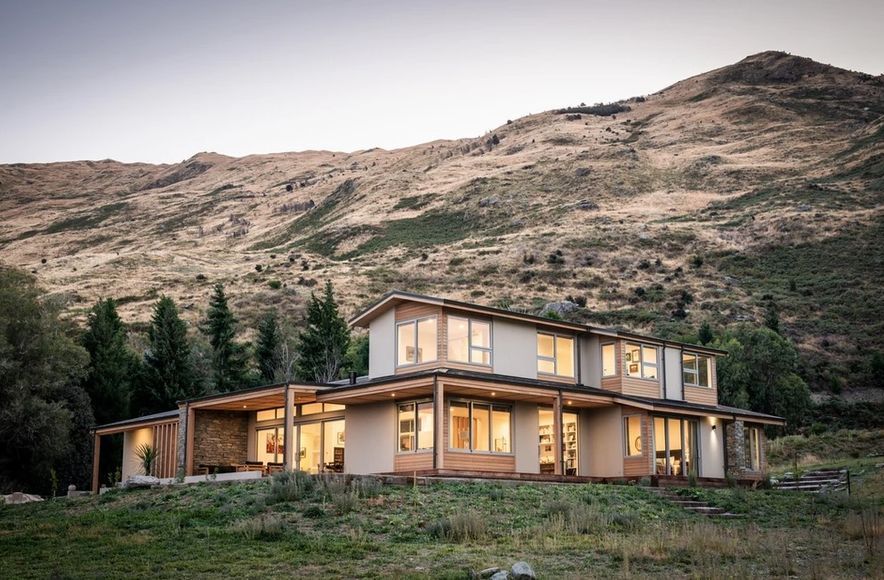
[394,451,433,472]
[683,357,718,406]
[622,409,653,477]
[152,421,179,479]
[601,340,661,398]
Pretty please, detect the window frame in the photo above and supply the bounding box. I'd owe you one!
[682,352,712,388]
[601,342,617,378]
[446,315,493,367]
[536,332,575,378]
[447,398,513,455]
[623,415,644,457]
[397,399,434,453]
[744,426,762,471]
[395,316,438,368]
[624,342,659,381]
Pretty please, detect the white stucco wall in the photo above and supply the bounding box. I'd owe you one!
[368,308,396,378]
[700,417,725,478]
[122,427,153,480]
[579,334,600,387]
[344,402,395,474]
[581,406,624,477]
[664,346,684,401]
[492,318,538,379]
[514,402,540,473]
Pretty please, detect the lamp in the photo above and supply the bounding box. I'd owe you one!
[711,425,717,431]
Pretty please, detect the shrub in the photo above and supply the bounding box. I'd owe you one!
[430,511,488,543]
[268,470,314,503]
[230,513,285,540]
[317,473,348,501]
[303,505,324,519]
[488,487,505,501]
[333,490,359,514]
[353,476,383,499]
[268,280,282,290]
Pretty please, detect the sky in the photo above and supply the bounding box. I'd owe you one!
[1,0,882,164]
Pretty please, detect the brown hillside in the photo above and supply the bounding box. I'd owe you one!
[1,51,882,394]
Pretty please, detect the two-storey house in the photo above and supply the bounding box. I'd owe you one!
[92,291,783,491]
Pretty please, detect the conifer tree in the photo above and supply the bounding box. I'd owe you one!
[81,298,139,424]
[142,296,201,410]
[296,281,351,383]
[203,283,248,391]
[255,310,280,383]
[697,321,714,345]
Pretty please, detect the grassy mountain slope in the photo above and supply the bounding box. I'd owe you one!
[0,51,882,394]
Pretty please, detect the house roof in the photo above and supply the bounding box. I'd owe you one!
[176,380,331,406]
[349,290,727,356]
[93,409,180,433]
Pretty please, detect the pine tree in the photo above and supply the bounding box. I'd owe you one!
[203,283,248,392]
[142,296,201,410]
[697,321,714,345]
[764,302,781,335]
[255,310,280,383]
[81,298,139,425]
[296,281,351,382]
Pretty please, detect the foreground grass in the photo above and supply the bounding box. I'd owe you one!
[1,476,881,579]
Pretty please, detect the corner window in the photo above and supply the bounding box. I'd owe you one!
[397,317,438,366]
[624,415,643,456]
[447,316,492,366]
[744,426,762,471]
[682,353,711,388]
[398,401,434,452]
[625,343,658,380]
[537,333,574,378]
[601,343,617,377]
[449,400,511,453]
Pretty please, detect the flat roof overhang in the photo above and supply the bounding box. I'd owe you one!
[94,410,180,436]
[182,383,327,412]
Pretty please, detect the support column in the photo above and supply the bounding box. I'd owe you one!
[91,433,101,493]
[283,385,295,471]
[434,378,444,470]
[553,393,563,475]
[185,406,195,476]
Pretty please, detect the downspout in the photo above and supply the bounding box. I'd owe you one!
[432,374,438,470]
[575,335,582,385]
[661,345,668,400]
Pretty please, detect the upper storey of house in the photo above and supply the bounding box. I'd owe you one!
[350,291,726,406]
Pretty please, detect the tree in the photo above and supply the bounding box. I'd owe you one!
[713,326,811,432]
[697,321,714,345]
[255,311,281,383]
[141,296,202,412]
[346,334,370,378]
[0,267,92,494]
[764,302,780,334]
[81,298,140,425]
[296,281,351,382]
[202,283,248,392]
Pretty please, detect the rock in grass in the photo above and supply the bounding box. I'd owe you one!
[511,561,536,580]
[479,567,502,578]
[490,571,509,580]
[126,475,161,488]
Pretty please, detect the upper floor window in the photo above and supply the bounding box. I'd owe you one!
[625,343,658,380]
[682,353,711,388]
[398,401,434,452]
[537,333,574,378]
[397,317,437,366]
[447,316,492,366]
[601,343,617,377]
[449,400,511,453]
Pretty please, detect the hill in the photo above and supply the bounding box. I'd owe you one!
[0,51,882,395]
[1,473,881,577]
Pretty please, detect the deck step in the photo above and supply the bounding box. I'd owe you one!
[644,487,742,519]
[773,468,849,495]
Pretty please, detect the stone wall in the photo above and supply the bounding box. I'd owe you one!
[177,407,187,474]
[192,410,249,468]
[725,419,746,478]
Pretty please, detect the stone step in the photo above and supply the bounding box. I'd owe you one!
[685,506,727,515]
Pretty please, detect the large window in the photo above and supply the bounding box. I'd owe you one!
[398,401,434,452]
[625,343,658,380]
[653,416,699,476]
[449,400,511,453]
[682,353,711,388]
[624,415,643,456]
[601,343,617,377]
[745,426,761,471]
[397,317,438,366]
[447,316,492,366]
[537,333,575,378]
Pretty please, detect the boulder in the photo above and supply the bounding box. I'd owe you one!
[479,567,502,578]
[511,562,536,580]
[126,475,161,488]
[3,492,43,504]
[542,300,579,317]
[490,571,509,580]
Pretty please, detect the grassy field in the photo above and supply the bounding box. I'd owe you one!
[1,468,881,579]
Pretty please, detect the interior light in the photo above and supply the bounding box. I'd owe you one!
[711,424,717,431]
[243,405,248,408]
[567,401,573,405]
[491,391,496,396]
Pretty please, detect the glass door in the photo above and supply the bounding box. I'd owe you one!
[298,423,322,473]
[653,417,699,476]
[538,408,578,474]
[538,408,555,473]
[257,427,284,465]
[322,420,346,473]
[563,412,578,475]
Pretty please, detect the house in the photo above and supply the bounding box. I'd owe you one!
[91,291,783,491]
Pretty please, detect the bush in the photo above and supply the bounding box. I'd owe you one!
[230,513,285,540]
[303,505,324,519]
[268,280,282,290]
[268,470,315,503]
[333,490,359,514]
[427,511,488,542]
[353,476,382,498]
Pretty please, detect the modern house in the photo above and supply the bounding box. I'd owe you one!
[91,291,783,491]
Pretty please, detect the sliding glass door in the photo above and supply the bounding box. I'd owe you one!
[653,417,699,476]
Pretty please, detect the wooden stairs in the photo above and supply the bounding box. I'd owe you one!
[772,468,850,494]
[644,487,743,519]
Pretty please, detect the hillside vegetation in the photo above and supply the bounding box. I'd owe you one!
[0,51,882,396]
[1,473,881,578]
